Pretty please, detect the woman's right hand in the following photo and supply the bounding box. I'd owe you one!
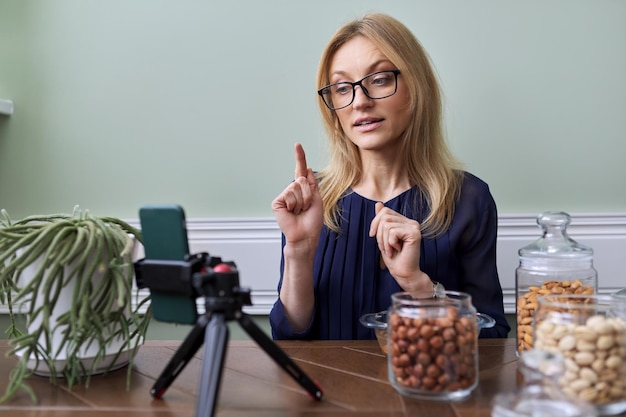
[272,143,322,332]
[271,143,323,248]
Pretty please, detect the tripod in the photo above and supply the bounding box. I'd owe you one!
[135,255,323,417]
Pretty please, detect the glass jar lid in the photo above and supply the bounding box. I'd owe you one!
[519,211,593,261]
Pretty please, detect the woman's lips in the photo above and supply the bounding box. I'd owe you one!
[354,118,383,132]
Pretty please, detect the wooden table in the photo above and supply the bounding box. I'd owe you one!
[0,337,617,416]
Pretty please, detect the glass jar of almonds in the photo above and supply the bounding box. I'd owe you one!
[515,211,597,355]
[534,294,626,415]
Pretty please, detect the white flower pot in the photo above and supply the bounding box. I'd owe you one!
[15,246,142,377]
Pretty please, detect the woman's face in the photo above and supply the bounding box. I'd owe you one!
[328,36,412,153]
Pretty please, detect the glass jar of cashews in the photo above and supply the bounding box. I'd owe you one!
[515,211,597,355]
[492,349,598,417]
[533,293,626,415]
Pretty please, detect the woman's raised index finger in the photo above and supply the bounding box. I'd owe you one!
[294,142,308,179]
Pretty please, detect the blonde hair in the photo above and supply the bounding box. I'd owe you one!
[316,13,463,237]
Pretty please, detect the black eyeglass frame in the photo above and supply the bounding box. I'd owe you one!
[317,69,401,110]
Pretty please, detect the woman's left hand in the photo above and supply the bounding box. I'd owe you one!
[369,202,432,292]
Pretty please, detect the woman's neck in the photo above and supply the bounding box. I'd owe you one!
[351,158,411,202]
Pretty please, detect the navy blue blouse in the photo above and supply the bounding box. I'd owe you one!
[269,172,510,339]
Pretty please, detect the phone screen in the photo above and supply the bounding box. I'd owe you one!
[139,205,198,324]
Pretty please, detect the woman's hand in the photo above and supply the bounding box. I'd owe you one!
[272,143,323,252]
[272,143,323,332]
[369,202,432,293]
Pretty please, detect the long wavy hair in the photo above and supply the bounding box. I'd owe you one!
[316,13,463,237]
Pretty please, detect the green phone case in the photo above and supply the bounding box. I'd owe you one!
[139,204,198,324]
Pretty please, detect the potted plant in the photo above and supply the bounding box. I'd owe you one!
[0,206,151,402]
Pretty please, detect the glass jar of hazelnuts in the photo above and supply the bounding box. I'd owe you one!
[515,212,597,356]
[534,294,626,415]
[387,291,495,401]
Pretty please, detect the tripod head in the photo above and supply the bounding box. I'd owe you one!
[134,252,252,322]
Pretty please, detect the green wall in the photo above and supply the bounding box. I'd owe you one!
[1,1,625,220]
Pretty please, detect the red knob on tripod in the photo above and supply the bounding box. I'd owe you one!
[213,263,232,273]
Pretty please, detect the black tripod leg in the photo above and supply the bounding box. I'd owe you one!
[238,313,323,401]
[196,312,229,417]
[151,314,210,399]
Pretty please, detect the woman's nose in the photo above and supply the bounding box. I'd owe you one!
[351,86,374,109]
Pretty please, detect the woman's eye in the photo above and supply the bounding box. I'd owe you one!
[333,84,352,95]
[371,74,391,86]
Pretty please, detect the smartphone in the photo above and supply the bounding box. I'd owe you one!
[139,204,198,324]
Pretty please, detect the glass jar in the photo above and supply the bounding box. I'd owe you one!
[614,289,626,321]
[534,294,626,415]
[386,291,495,401]
[516,211,597,355]
[492,349,597,417]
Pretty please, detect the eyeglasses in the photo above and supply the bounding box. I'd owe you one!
[317,70,401,110]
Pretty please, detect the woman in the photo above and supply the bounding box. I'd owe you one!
[270,13,509,339]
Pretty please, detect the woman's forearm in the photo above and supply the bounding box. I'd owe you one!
[278,241,317,332]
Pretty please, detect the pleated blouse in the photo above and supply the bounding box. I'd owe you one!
[269,172,510,340]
